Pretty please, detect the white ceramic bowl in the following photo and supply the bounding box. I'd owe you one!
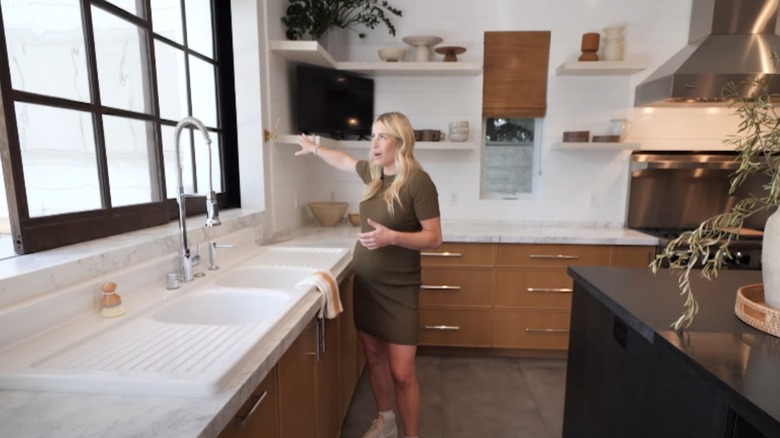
[378,47,406,62]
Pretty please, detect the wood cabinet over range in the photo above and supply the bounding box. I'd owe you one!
[419,242,655,353]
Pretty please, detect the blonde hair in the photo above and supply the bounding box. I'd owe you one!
[361,112,421,216]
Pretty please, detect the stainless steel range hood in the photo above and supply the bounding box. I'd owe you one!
[634,0,780,107]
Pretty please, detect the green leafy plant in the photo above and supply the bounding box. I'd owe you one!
[281,0,402,41]
[281,0,332,40]
[329,0,403,38]
[652,75,780,331]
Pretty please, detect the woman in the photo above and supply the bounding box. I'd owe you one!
[295,112,442,438]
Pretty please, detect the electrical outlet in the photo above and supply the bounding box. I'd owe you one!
[450,191,459,206]
[589,193,600,209]
[330,191,335,201]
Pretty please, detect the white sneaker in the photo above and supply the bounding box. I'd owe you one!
[361,415,398,438]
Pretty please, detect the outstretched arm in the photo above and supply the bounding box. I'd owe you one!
[294,134,358,172]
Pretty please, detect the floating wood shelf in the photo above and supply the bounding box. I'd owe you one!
[555,61,645,76]
[271,40,481,76]
[276,135,477,150]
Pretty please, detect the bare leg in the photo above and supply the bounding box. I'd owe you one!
[387,343,419,437]
[358,330,395,412]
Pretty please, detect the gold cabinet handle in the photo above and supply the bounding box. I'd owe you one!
[525,328,570,333]
[421,251,463,257]
[237,390,268,428]
[420,285,462,291]
[528,254,579,260]
[423,325,461,331]
[526,287,572,293]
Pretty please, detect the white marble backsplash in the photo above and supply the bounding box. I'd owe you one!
[0,210,266,310]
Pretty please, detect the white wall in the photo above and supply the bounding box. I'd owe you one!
[253,0,742,234]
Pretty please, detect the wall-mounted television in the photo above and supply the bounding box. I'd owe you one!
[294,64,374,139]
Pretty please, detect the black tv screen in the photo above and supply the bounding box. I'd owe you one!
[295,65,374,139]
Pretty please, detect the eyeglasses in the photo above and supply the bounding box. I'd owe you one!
[370,133,397,142]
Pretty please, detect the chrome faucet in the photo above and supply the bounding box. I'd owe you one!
[174,116,221,282]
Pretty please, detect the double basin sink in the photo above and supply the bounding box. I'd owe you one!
[0,246,349,398]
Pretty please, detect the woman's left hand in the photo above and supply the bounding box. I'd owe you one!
[358,218,395,250]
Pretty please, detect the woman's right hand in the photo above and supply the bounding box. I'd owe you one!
[294,133,318,156]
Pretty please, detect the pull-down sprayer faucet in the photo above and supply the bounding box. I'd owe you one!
[174,116,221,282]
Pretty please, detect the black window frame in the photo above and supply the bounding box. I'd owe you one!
[0,0,240,254]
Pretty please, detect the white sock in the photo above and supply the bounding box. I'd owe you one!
[379,410,395,421]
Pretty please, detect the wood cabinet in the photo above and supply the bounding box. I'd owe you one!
[611,245,655,268]
[419,243,656,352]
[337,272,359,418]
[419,243,494,347]
[277,273,362,438]
[219,368,279,438]
[491,244,612,350]
[278,318,318,438]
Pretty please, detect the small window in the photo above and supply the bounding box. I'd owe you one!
[480,117,540,199]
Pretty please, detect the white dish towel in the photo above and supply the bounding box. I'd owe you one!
[296,270,343,319]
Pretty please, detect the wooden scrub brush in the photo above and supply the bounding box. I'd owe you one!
[100,282,126,318]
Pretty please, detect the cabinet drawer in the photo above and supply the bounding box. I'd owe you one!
[494,269,572,310]
[219,368,278,438]
[421,243,494,267]
[496,244,612,268]
[492,310,570,350]
[611,245,656,268]
[418,309,492,347]
[420,267,492,308]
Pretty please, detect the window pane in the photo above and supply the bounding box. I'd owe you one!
[482,117,536,197]
[1,0,90,101]
[163,125,196,196]
[104,0,141,16]
[151,0,184,44]
[155,40,187,121]
[161,124,181,199]
[189,55,217,127]
[103,115,158,206]
[195,132,221,195]
[16,103,101,216]
[185,0,213,58]
[92,6,152,114]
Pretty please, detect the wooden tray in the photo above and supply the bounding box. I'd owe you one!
[735,284,780,338]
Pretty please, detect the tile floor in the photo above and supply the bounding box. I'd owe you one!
[340,354,567,438]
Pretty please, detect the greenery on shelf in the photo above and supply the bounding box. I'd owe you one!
[651,76,780,331]
[281,0,403,40]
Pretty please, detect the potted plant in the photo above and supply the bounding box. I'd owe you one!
[281,0,332,40]
[281,0,402,41]
[652,75,780,331]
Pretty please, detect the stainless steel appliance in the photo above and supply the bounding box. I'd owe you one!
[627,150,770,270]
[634,0,780,107]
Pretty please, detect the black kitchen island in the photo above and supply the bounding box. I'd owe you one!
[563,266,780,438]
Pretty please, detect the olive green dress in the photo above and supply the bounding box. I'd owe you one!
[352,160,440,345]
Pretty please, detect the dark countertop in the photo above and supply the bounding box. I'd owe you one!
[568,266,780,433]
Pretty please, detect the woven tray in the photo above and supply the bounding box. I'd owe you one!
[735,284,780,338]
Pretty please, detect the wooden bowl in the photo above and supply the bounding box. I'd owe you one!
[347,213,360,227]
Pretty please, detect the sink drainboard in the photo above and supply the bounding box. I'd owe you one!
[1,318,275,397]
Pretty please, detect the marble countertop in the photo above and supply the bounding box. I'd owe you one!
[272,220,659,247]
[0,219,657,437]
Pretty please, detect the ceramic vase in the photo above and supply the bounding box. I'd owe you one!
[762,208,780,309]
[319,27,350,61]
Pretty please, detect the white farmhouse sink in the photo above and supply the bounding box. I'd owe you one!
[0,245,350,398]
[216,266,315,290]
[153,290,290,325]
